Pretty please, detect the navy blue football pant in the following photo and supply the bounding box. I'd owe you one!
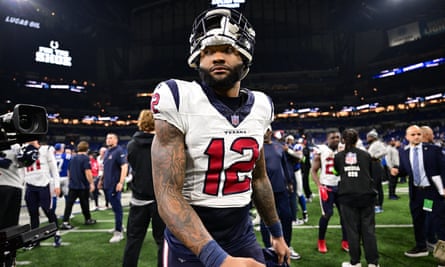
[123,202,165,267]
[25,184,59,230]
[318,185,347,241]
[260,191,292,247]
[105,188,123,232]
[164,231,265,267]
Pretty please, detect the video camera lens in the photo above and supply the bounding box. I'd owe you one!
[14,104,47,134]
[18,114,34,132]
[0,104,48,150]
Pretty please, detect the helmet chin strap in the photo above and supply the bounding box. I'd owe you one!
[240,65,249,80]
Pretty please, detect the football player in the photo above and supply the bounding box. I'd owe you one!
[311,131,349,254]
[24,139,62,248]
[151,7,290,267]
[53,143,70,213]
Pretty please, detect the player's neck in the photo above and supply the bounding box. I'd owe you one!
[214,81,241,97]
[329,145,338,151]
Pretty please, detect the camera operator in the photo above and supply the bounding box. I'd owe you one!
[0,143,38,266]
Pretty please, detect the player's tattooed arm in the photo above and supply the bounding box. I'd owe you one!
[251,148,280,226]
[152,119,213,256]
[252,148,291,265]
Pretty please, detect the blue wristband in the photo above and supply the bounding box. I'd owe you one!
[198,240,228,267]
[267,221,283,238]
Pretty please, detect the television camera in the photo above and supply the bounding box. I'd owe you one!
[0,223,57,254]
[0,104,53,264]
[0,104,48,151]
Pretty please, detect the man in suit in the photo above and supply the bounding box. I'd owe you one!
[393,125,445,258]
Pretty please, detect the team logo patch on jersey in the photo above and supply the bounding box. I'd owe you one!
[231,114,240,126]
[345,152,357,165]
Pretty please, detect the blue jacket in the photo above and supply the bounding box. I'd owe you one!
[398,142,445,200]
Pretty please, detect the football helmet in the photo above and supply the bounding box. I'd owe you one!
[16,143,39,167]
[188,8,256,79]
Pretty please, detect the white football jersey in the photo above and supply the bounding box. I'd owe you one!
[24,145,60,188]
[152,79,274,208]
[314,144,339,186]
[0,144,25,189]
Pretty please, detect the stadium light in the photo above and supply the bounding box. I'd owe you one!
[211,0,246,8]
[373,57,445,79]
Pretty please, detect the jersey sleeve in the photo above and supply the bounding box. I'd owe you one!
[312,145,322,155]
[252,91,274,134]
[266,95,274,132]
[151,80,186,134]
[47,148,61,187]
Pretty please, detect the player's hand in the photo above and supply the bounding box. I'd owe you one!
[116,182,123,192]
[89,183,95,193]
[390,167,399,176]
[271,236,291,265]
[221,255,265,267]
[287,183,294,193]
[54,187,61,197]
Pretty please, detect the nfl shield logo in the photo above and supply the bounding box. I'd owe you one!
[345,152,357,165]
[231,114,240,126]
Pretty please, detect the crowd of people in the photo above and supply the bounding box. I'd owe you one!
[1,6,445,267]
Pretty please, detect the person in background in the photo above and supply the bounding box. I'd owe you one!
[263,130,300,260]
[311,131,349,254]
[100,133,128,243]
[366,129,387,214]
[24,139,62,248]
[150,7,290,266]
[97,146,109,209]
[334,128,379,267]
[283,135,308,224]
[300,136,313,202]
[393,125,445,260]
[60,141,96,229]
[123,109,165,267]
[421,125,439,252]
[65,147,74,159]
[88,151,100,210]
[0,143,38,266]
[421,126,435,144]
[53,143,70,215]
[385,138,400,200]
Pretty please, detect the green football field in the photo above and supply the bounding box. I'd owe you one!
[14,182,440,266]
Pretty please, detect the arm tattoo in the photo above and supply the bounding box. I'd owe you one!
[152,120,213,255]
[251,148,280,226]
